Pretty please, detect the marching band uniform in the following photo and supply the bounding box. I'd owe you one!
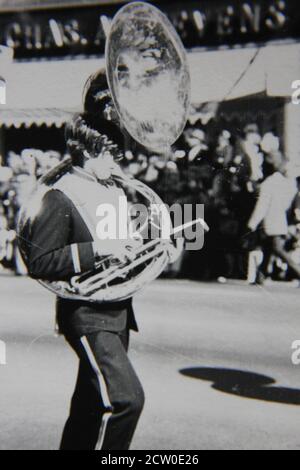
[18,0,193,449]
[20,122,145,450]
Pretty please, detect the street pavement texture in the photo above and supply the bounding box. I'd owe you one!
[0,275,299,450]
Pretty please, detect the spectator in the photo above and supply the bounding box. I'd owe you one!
[247,159,300,282]
[241,124,264,182]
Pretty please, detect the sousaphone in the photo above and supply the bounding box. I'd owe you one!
[18,2,192,302]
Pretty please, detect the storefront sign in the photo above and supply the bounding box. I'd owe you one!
[0,0,299,59]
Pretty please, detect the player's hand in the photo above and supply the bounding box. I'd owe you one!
[167,238,185,264]
[113,238,143,264]
[94,238,142,264]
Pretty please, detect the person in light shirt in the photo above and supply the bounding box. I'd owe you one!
[248,157,300,281]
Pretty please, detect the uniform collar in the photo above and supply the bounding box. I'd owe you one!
[72,166,116,187]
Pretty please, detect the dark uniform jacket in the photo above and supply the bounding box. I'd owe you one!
[22,188,138,338]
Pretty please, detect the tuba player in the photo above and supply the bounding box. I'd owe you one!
[23,71,145,451]
[20,70,181,451]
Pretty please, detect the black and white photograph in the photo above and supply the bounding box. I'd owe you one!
[0,0,300,452]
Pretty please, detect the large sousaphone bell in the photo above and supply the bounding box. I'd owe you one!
[18,2,192,302]
[106,2,191,154]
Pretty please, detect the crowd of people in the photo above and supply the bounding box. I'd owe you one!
[0,117,299,284]
[0,149,63,274]
[123,120,300,284]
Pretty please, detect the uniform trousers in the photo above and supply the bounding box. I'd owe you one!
[60,327,145,451]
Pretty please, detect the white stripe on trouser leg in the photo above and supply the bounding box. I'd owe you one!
[81,336,113,451]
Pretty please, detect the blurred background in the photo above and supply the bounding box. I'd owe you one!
[0,0,300,285]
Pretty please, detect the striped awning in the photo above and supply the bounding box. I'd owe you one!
[0,108,74,128]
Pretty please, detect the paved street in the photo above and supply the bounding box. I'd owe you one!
[0,275,299,450]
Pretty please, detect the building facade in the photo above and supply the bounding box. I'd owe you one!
[0,0,299,159]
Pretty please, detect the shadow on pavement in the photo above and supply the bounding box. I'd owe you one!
[180,368,300,406]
